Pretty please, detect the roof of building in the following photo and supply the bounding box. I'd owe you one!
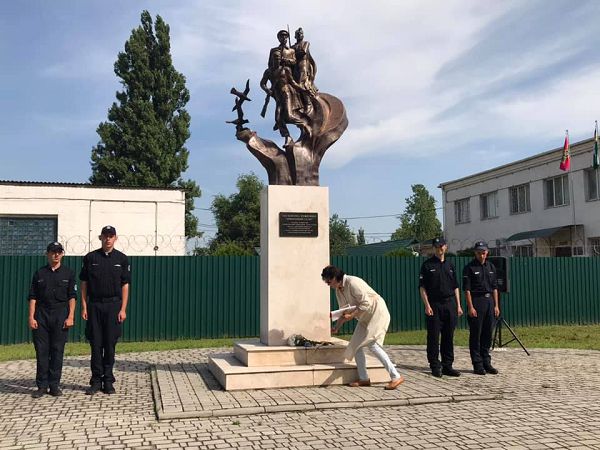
[0,180,182,191]
[439,136,594,189]
[346,238,417,256]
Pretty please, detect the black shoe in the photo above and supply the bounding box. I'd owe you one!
[431,368,442,378]
[473,367,486,375]
[49,387,63,397]
[484,365,499,375]
[442,368,461,377]
[103,382,116,395]
[32,388,47,398]
[85,384,102,395]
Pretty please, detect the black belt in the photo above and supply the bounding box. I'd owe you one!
[90,296,121,303]
[431,295,454,303]
[472,293,492,298]
[37,301,69,309]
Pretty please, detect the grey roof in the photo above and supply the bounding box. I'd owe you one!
[346,238,417,256]
[439,136,594,188]
[0,180,182,190]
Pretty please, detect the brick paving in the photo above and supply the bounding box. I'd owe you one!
[0,345,599,449]
[152,361,497,420]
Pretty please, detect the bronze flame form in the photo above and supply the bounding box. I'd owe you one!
[227,27,348,186]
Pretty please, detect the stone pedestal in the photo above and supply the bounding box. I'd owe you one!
[260,185,331,345]
[208,186,392,390]
[208,339,389,391]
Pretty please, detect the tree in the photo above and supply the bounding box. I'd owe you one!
[385,248,416,257]
[357,227,366,245]
[330,214,357,256]
[90,10,201,238]
[210,173,264,254]
[392,184,442,242]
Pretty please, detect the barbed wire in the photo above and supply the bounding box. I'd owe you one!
[57,234,187,255]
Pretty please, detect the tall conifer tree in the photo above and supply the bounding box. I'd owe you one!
[90,10,201,238]
[392,184,442,242]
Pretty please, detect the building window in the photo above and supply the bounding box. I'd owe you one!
[454,198,470,224]
[0,216,57,255]
[488,247,501,256]
[509,184,530,214]
[585,168,599,201]
[513,245,533,257]
[480,191,498,220]
[545,175,569,208]
[590,237,600,256]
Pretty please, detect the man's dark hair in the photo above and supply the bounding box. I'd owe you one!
[321,265,344,282]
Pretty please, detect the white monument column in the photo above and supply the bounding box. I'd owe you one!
[260,185,331,345]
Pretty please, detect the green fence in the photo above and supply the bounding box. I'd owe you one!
[1,255,598,345]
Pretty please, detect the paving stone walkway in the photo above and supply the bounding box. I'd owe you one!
[0,344,599,449]
[152,361,498,420]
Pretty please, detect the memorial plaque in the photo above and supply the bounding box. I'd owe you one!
[279,212,318,237]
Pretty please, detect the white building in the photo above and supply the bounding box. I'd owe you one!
[0,181,186,256]
[440,138,600,257]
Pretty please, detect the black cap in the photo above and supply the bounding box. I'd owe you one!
[432,237,447,247]
[46,242,64,253]
[101,225,117,236]
[474,240,489,251]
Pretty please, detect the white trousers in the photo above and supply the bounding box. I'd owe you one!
[355,341,400,381]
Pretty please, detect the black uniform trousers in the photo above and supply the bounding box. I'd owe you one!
[32,304,69,389]
[426,298,458,370]
[85,299,122,386]
[467,296,495,369]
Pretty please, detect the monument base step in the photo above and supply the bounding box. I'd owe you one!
[208,353,391,391]
[234,337,348,367]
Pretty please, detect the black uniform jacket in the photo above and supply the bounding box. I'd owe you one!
[462,258,498,295]
[29,265,76,306]
[79,249,131,300]
[419,256,459,301]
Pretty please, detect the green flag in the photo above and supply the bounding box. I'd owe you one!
[594,121,600,170]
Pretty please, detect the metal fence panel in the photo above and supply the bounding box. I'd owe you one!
[0,255,598,345]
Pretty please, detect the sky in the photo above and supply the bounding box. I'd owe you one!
[2,0,600,247]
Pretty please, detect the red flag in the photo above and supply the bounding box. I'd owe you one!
[560,130,570,171]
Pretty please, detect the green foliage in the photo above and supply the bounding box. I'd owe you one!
[211,241,254,256]
[384,247,415,257]
[210,174,264,254]
[357,227,366,245]
[392,184,441,242]
[330,214,357,256]
[90,10,201,238]
[456,247,475,257]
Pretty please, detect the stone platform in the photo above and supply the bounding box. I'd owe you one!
[208,338,391,390]
[152,356,499,420]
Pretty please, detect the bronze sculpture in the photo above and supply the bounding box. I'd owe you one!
[228,28,348,186]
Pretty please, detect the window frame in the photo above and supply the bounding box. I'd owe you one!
[544,174,570,208]
[512,244,533,257]
[454,198,470,224]
[0,215,58,256]
[584,168,599,202]
[509,183,531,215]
[480,190,498,220]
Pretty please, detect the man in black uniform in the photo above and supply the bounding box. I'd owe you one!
[462,241,500,375]
[419,237,463,377]
[28,242,76,398]
[80,225,130,395]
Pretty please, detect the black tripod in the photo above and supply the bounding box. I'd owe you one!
[492,294,530,355]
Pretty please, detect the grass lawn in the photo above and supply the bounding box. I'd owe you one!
[1,324,598,362]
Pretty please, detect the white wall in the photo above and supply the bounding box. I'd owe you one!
[441,139,600,255]
[0,184,186,255]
